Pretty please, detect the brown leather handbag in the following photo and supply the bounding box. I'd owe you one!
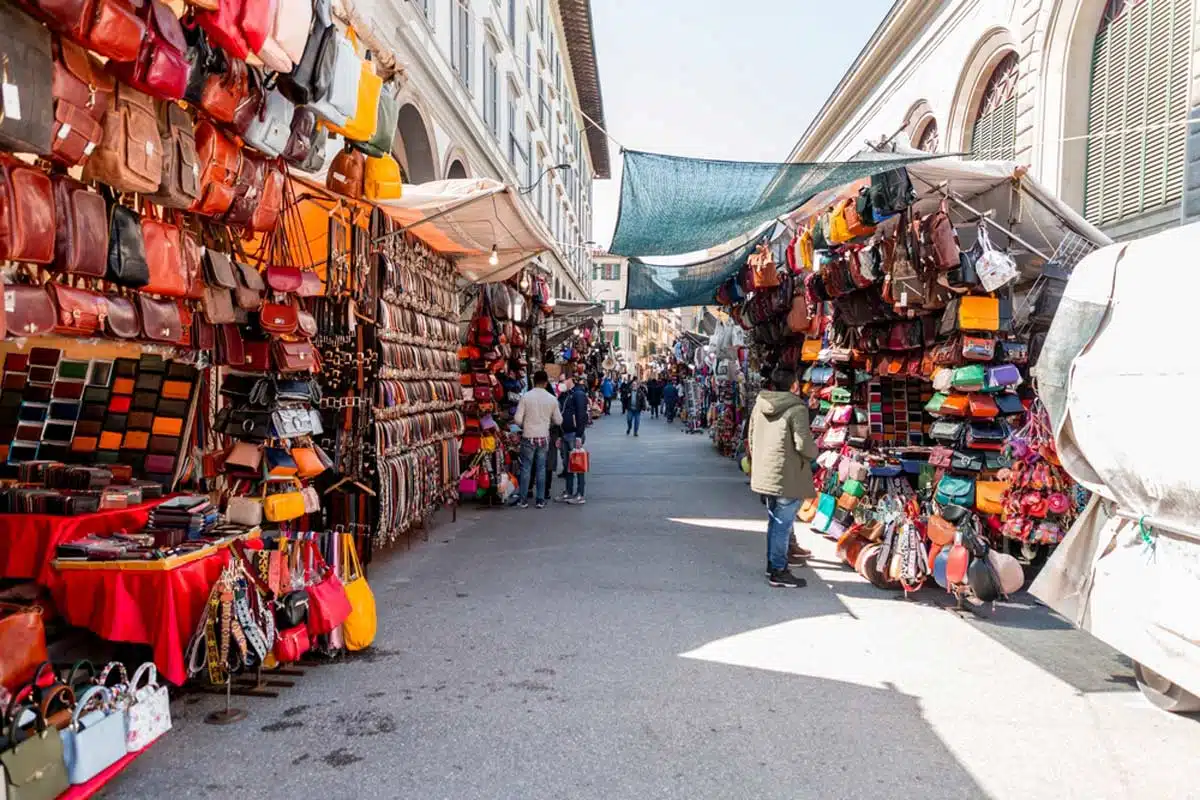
[82,80,162,193]
[326,146,365,199]
[234,260,265,311]
[200,58,248,124]
[0,603,48,692]
[146,101,200,209]
[50,282,104,336]
[51,173,108,278]
[259,300,298,336]
[50,38,114,167]
[224,149,267,227]
[28,0,145,63]
[248,160,285,232]
[190,119,240,216]
[202,284,236,324]
[140,208,188,297]
[0,4,55,155]
[103,294,141,339]
[0,154,56,264]
[138,294,182,342]
[181,226,205,300]
[4,284,57,337]
[273,339,318,372]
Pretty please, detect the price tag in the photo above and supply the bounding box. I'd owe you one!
[57,123,72,140]
[83,141,96,156]
[2,83,21,121]
[144,139,154,156]
[5,289,14,313]
[900,291,909,307]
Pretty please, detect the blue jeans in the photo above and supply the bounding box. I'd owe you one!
[626,410,641,434]
[562,432,586,497]
[766,497,802,571]
[516,438,548,504]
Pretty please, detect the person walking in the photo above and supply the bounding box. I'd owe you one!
[618,379,632,415]
[558,377,589,505]
[663,379,680,423]
[600,375,614,415]
[647,378,663,419]
[625,378,648,436]
[748,367,817,588]
[510,370,561,510]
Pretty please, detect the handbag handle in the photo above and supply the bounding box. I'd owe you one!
[38,683,74,721]
[71,685,112,729]
[129,662,159,694]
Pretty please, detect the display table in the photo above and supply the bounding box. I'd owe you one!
[48,533,260,686]
[0,499,167,586]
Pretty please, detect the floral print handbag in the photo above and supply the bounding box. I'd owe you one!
[126,662,172,751]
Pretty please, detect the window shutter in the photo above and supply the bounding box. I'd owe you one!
[1085,0,1192,226]
[968,53,1019,161]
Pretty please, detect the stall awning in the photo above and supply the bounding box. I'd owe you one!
[374,179,555,283]
[543,300,603,347]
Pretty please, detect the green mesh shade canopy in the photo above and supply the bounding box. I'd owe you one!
[608,149,945,257]
[624,231,773,310]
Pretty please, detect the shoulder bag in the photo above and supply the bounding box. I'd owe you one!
[82,81,162,194]
[103,294,141,339]
[223,149,267,227]
[60,685,127,784]
[325,34,379,141]
[4,284,55,337]
[200,58,249,125]
[248,159,285,233]
[106,200,150,287]
[0,4,55,155]
[190,120,241,216]
[110,0,188,100]
[242,88,295,158]
[0,602,48,692]
[262,478,305,522]
[303,540,351,635]
[50,283,104,336]
[2,704,70,799]
[340,532,375,651]
[0,154,56,265]
[234,260,265,310]
[282,106,320,166]
[310,26,359,127]
[364,153,402,200]
[50,38,114,167]
[146,101,200,210]
[326,145,364,198]
[278,0,332,105]
[139,207,187,297]
[356,82,398,158]
[137,294,182,342]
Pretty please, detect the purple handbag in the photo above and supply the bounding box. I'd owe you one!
[986,363,1022,388]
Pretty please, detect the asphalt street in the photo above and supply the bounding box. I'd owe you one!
[111,410,1200,799]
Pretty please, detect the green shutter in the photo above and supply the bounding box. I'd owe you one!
[613,331,619,348]
[1085,0,1192,226]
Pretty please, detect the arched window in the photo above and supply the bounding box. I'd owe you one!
[1084,0,1192,227]
[915,119,940,153]
[968,53,1019,161]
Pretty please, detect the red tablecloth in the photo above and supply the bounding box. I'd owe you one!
[0,500,165,585]
[49,550,230,686]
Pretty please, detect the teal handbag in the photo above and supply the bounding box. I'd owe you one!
[812,493,837,532]
[936,475,976,507]
[951,364,986,391]
[925,393,948,414]
[842,479,865,498]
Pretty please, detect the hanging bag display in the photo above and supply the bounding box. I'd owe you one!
[340,532,376,651]
[60,685,127,784]
[304,540,351,636]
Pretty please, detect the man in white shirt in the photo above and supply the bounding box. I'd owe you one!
[511,370,563,509]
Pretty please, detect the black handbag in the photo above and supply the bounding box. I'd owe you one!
[950,450,984,473]
[183,20,227,106]
[215,407,272,440]
[106,203,150,287]
[0,4,54,156]
[274,589,308,629]
[277,0,333,105]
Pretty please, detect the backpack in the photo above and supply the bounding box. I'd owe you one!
[869,167,915,218]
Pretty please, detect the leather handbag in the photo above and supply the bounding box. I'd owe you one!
[248,160,285,233]
[50,38,114,167]
[282,106,320,166]
[0,603,48,691]
[975,481,1007,515]
[262,478,306,521]
[278,0,331,105]
[146,101,200,209]
[266,265,302,292]
[259,300,298,335]
[51,175,108,277]
[225,440,263,472]
[82,81,162,193]
[298,124,328,173]
[200,58,248,124]
[202,283,236,324]
[326,39,379,141]
[255,0,291,72]
[36,0,144,63]
[140,211,187,296]
[0,4,55,155]
[4,284,55,337]
[2,706,70,800]
[60,685,127,784]
[364,153,402,200]
[242,88,295,158]
[226,495,263,526]
[273,624,309,663]
[310,26,358,126]
[103,295,141,338]
[106,201,150,287]
[137,294,182,342]
[327,145,365,198]
[222,148,266,227]
[935,475,976,507]
[275,589,308,629]
[50,283,104,336]
[968,393,999,419]
[190,120,241,215]
[304,542,351,635]
[124,662,170,751]
[0,154,56,264]
[292,446,325,478]
[110,0,188,100]
[234,261,265,310]
[296,306,317,337]
[273,339,318,372]
[340,532,375,651]
[357,83,398,158]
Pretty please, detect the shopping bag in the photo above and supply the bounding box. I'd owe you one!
[568,446,590,473]
[340,533,376,651]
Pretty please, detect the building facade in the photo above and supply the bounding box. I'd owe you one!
[788,0,1199,241]
[590,254,683,376]
[352,0,609,299]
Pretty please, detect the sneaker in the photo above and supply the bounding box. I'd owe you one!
[626,430,631,436]
[634,432,639,437]
[558,492,574,502]
[511,499,529,509]
[566,496,586,505]
[766,569,806,588]
[535,501,547,509]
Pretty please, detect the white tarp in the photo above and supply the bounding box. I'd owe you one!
[374,178,555,283]
[1030,223,1200,698]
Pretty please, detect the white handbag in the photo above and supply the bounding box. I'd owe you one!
[125,663,171,752]
[243,89,295,157]
[255,0,293,71]
[302,486,320,514]
[274,0,313,65]
[310,31,359,126]
[227,496,264,527]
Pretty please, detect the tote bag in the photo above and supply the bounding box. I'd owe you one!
[340,532,376,650]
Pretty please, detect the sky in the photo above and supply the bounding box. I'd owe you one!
[587,0,898,250]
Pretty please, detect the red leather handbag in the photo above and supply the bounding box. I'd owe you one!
[110,0,188,100]
[0,155,56,265]
[137,294,183,342]
[140,210,188,297]
[49,283,104,336]
[273,624,309,663]
[217,322,245,366]
[243,338,271,370]
[304,543,351,637]
[50,38,114,167]
[248,160,284,232]
[200,59,248,124]
[223,149,266,227]
[197,0,250,59]
[181,227,206,300]
[273,340,317,372]
[259,301,297,336]
[51,174,108,277]
[4,285,57,337]
[266,265,302,292]
[103,295,141,339]
[190,120,241,216]
[30,0,146,63]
